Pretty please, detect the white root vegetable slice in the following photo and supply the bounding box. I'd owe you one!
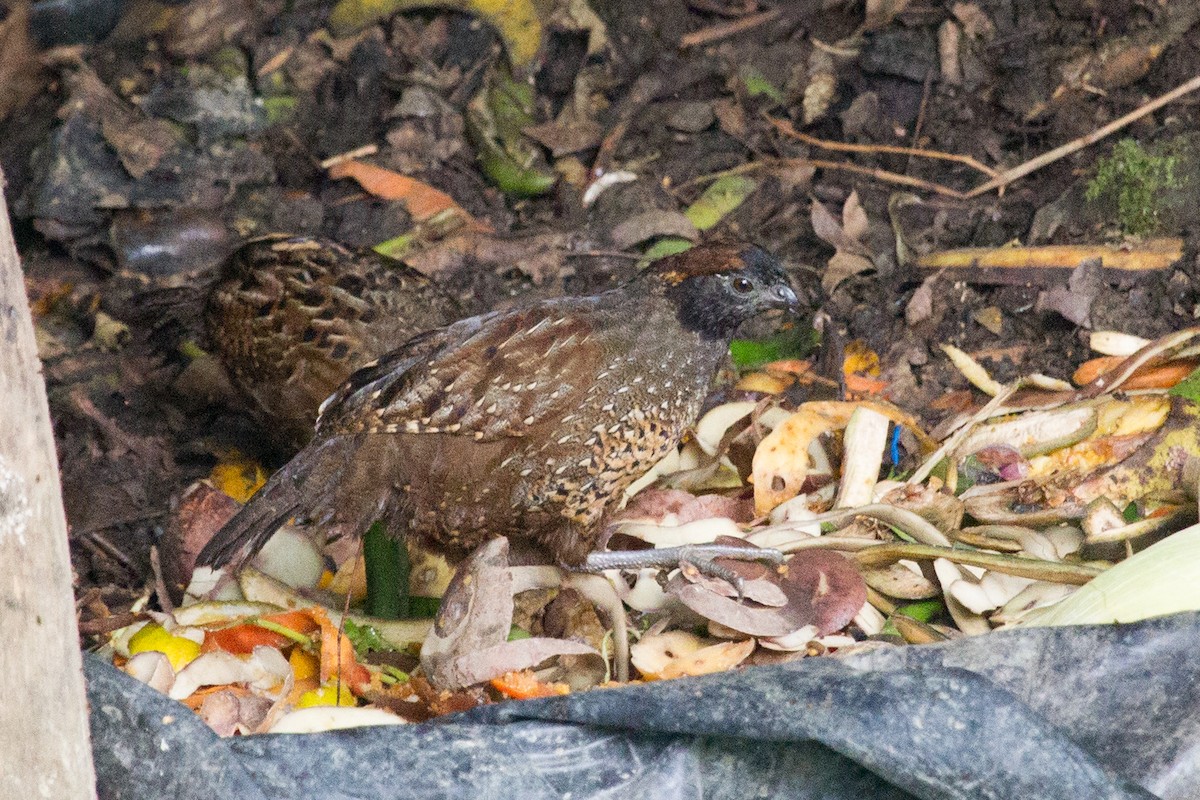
[955,406,1097,460]
[835,406,890,509]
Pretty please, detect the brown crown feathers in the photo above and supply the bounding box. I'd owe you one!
[198,243,801,575]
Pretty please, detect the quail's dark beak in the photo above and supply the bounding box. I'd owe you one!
[763,283,801,315]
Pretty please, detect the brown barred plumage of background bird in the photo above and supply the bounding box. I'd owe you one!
[206,234,461,447]
[198,243,800,575]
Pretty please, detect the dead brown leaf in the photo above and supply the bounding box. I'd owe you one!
[813,191,876,293]
[328,159,491,231]
[610,210,698,250]
[420,537,602,690]
[65,68,180,179]
[0,1,44,123]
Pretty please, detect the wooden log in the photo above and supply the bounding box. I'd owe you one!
[0,171,97,797]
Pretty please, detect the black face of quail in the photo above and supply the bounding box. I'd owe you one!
[657,245,800,339]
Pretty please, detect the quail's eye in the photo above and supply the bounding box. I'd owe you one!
[731,276,754,294]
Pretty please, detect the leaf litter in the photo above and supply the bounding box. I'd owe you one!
[18,0,1200,740]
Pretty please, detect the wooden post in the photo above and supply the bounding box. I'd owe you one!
[0,171,97,797]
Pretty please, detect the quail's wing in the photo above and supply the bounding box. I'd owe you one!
[316,300,610,441]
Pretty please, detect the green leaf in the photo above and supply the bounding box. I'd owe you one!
[738,66,784,105]
[261,96,297,124]
[895,600,943,623]
[729,327,818,370]
[466,66,556,198]
[1168,365,1200,403]
[373,233,416,260]
[685,175,758,231]
[343,618,398,655]
[641,237,694,264]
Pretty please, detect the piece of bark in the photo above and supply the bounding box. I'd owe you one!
[0,170,97,798]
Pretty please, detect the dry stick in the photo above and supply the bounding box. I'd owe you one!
[684,156,968,198]
[679,7,783,48]
[320,144,379,170]
[767,116,1001,180]
[907,69,935,174]
[965,73,1200,198]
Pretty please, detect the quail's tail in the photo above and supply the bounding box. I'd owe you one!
[197,434,365,574]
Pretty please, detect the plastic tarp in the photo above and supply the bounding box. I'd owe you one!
[86,612,1200,799]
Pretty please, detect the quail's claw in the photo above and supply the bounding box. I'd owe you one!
[685,555,747,599]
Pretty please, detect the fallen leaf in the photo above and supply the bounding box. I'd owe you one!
[328,159,490,230]
[610,210,699,250]
[0,0,44,123]
[523,116,604,157]
[160,480,241,601]
[813,191,876,292]
[420,538,605,690]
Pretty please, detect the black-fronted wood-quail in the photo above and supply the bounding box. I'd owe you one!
[207,234,460,447]
[198,243,800,574]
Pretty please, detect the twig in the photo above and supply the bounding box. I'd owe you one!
[965,73,1200,198]
[683,156,968,198]
[320,144,379,170]
[908,69,935,174]
[679,8,783,48]
[767,116,1000,179]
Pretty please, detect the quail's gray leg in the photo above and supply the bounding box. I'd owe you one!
[581,544,786,595]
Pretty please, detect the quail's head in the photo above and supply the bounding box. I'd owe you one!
[648,244,800,339]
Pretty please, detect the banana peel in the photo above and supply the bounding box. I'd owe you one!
[329,0,543,67]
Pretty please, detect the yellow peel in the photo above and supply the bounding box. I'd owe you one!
[751,400,933,514]
[941,344,1004,396]
[128,623,201,672]
[752,404,852,514]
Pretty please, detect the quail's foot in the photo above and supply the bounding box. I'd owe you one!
[581,544,787,598]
